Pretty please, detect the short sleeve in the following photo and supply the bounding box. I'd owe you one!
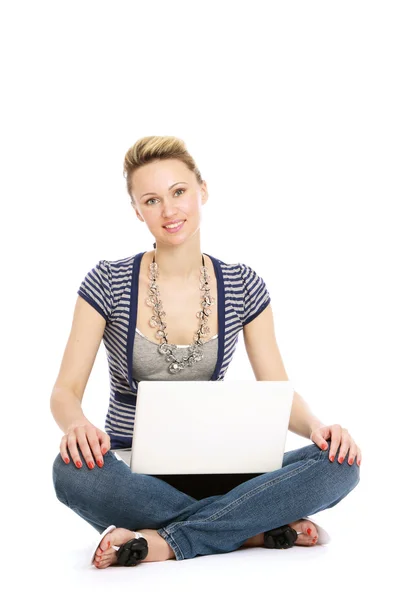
[77,259,113,322]
[239,263,271,326]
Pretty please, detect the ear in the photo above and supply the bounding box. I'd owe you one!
[201,181,209,206]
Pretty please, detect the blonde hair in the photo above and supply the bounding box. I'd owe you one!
[123,136,203,205]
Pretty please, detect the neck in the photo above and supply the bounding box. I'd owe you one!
[151,235,204,282]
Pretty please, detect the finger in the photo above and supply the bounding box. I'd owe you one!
[76,430,96,469]
[313,433,328,450]
[98,431,111,455]
[329,428,342,462]
[67,433,83,469]
[86,431,104,468]
[310,427,329,450]
[60,435,70,464]
[337,437,351,464]
[357,447,362,466]
[347,442,357,465]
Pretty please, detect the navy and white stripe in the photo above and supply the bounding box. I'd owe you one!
[77,251,271,450]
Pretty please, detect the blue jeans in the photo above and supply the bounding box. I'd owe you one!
[52,440,360,561]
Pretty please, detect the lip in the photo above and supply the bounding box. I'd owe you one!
[162,219,186,227]
[162,220,186,234]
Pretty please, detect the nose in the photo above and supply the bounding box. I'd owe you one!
[161,197,179,217]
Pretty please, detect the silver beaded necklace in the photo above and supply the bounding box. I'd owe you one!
[146,251,215,374]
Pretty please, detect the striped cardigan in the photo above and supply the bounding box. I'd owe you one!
[77,251,271,449]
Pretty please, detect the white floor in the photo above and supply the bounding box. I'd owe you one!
[11,469,394,600]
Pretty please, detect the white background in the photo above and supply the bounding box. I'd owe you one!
[1,0,398,596]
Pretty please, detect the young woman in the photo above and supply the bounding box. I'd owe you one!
[51,135,361,568]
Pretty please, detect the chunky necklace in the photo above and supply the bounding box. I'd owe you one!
[146,253,215,374]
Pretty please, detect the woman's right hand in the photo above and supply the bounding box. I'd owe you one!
[60,417,111,469]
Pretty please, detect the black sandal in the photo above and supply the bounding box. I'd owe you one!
[263,524,298,550]
[116,533,149,566]
[91,526,149,567]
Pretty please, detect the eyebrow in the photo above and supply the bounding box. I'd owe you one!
[140,181,188,200]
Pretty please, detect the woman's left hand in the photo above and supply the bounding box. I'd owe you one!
[310,423,362,466]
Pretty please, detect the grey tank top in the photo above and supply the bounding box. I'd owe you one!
[132,328,218,381]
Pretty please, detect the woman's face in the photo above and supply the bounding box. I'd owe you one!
[130,159,208,246]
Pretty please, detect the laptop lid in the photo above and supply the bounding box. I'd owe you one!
[125,380,294,475]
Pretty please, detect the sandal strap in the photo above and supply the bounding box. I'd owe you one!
[264,524,298,549]
[116,537,149,566]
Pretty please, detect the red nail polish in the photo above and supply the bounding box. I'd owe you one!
[88,461,94,469]
[76,461,82,468]
[349,458,354,465]
[64,457,70,464]
[307,528,311,535]
[322,444,327,450]
[102,447,107,455]
[338,457,343,464]
[330,456,334,461]
[97,460,103,468]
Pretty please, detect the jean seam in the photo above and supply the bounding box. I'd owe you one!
[164,457,318,535]
[157,528,184,560]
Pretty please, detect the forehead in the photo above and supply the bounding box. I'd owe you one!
[132,159,192,189]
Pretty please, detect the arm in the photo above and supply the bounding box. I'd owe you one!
[50,295,106,433]
[243,304,325,439]
[287,391,325,438]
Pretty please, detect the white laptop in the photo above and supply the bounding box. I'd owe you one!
[113,380,294,477]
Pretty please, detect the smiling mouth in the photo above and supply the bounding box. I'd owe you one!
[163,220,186,231]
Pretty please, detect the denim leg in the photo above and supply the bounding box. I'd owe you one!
[156,441,360,560]
[52,441,360,561]
[52,449,218,535]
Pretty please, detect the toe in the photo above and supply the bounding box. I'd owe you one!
[95,553,111,568]
[93,534,112,565]
[99,533,113,552]
[290,519,318,545]
[95,552,116,569]
[303,520,318,544]
[305,522,317,538]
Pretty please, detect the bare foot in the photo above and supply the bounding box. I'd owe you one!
[93,528,175,569]
[287,519,319,546]
[241,519,319,549]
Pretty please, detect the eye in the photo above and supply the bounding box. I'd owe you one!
[145,188,185,205]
